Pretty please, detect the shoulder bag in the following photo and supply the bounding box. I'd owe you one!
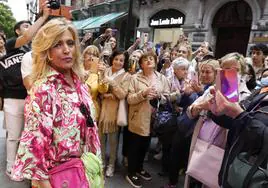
[49,158,89,188]
[186,118,227,188]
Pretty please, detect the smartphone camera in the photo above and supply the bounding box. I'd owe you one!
[49,0,60,10]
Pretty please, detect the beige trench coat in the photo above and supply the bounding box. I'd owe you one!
[127,71,170,137]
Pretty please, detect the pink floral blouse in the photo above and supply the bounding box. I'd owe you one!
[12,68,100,180]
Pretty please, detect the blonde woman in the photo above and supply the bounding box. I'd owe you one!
[82,45,106,121]
[98,50,131,177]
[11,18,101,187]
[219,52,251,100]
[185,55,250,187]
[177,43,192,61]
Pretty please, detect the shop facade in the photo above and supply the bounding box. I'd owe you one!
[134,0,268,58]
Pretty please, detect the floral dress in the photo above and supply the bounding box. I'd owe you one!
[12,68,100,181]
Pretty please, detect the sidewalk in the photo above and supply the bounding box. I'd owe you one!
[0,110,185,187]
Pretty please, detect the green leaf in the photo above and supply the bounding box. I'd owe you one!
[0,3,17,38]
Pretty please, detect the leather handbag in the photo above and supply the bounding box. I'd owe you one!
[151,99,175,136]
[227,152,268,188]
[117,99,128,126]
[227,127,268,188]
[186,119,227,188]
[49,158,89,188]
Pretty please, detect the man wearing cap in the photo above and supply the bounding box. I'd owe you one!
[250,43,268,80]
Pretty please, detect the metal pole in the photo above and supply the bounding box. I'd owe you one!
[124,0,133,49]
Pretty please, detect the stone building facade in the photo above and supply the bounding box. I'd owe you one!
[134,0,268,58]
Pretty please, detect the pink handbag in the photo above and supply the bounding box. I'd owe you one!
[186,119,227,188]
[49,158,89,188]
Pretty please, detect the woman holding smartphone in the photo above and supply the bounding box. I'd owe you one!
[82,45,106,121]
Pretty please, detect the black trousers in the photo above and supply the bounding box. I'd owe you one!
[160,130,176,173]
[127,131,151,176]
[168,129,192,185]
[118,126,129,157]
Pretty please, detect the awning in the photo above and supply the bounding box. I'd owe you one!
[82,12,127,30]
[72,15,102,30]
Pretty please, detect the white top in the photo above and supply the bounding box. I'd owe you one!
[21,51,33,79]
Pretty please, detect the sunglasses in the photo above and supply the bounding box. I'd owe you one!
[79,103,94,127]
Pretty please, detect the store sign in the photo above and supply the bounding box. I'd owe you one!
[150,17,184,26]
[149,9,185,28]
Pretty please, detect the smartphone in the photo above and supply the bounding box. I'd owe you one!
[90,56,99,73]
[216,69,239,102]
[190,71,199,83]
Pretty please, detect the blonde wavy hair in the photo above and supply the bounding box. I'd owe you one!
[82,45,100,61]
[218,52,246,75]
[30,17,84,83]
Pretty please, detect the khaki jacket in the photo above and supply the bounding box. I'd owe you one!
[127,71,170,136]
[98,71,131,133]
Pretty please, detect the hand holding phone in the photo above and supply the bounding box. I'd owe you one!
[90,56,99,73]
[216,69,239,102]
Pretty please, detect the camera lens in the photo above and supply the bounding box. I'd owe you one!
[49,0,60,10]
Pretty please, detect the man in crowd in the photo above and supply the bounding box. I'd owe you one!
[0,2,51,180]
[250,43,268,80]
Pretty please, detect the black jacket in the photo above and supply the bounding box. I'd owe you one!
[210,88,268,187]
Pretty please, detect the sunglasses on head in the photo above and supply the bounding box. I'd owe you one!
[79,103,94,127]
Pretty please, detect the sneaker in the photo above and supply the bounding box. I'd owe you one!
[105,165,114,177]
[6,170,23,182]
[161,183,177,188]
[137,170,152,181]
[126,175,142,188]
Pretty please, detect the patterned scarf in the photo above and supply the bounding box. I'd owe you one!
[171,75,184,92]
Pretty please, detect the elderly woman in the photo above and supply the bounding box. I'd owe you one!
[98,50,131,177]
[184,55,251,187]
[219,52,251,100]
[159,57,192,176]
[82,45,106,121]
[11,18,101,187]
[126,52,170,188]
[191,69,268,188]
[161,59,220,188]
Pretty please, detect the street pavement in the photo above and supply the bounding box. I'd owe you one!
[0,111,185,188]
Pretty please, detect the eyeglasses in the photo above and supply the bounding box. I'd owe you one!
[86,52,98,57]
[79,103,94,127]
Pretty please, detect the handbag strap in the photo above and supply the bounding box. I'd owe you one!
[188,115,206,160]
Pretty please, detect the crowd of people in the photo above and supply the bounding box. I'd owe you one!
[0,2,268,188]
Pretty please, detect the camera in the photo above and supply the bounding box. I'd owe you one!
[48,0,60,10]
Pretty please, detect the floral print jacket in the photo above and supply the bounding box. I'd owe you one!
[12,68,100,180]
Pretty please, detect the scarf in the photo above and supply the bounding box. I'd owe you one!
[105,67,125,80]
[171,75,184,92]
